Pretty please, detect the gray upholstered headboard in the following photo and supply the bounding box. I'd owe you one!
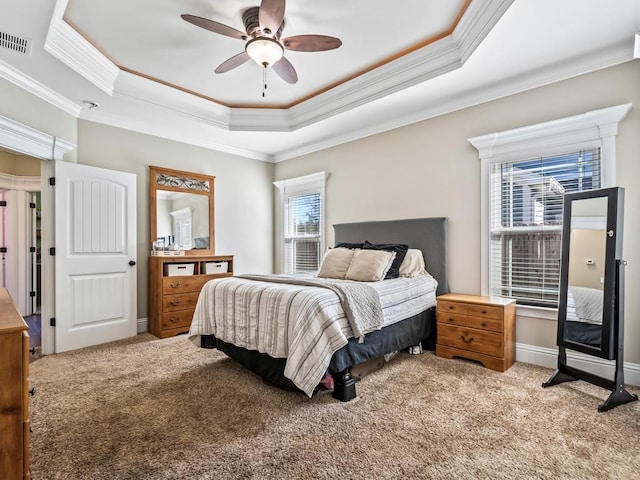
[333,217,449,296]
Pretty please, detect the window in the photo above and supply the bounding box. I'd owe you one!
[274,172,328,274]
[489,150,600,307]
[469,104,630,316]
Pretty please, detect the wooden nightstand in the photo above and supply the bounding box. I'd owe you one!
[436,293,516,372]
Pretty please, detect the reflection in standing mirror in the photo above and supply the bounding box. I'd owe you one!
[156,191,210,250]
[563,196,607,349]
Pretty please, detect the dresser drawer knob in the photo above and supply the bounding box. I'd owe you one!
[481,310,487,314]
[29,387,36,397]
[460,335,474,344]
[170,283,181,288]
[169,300,182,306]
[448,305,455,310]
[448,317,455,322]
[481,322,487,327]
[169,317,179,323]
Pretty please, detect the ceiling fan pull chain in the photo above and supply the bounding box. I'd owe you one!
[262,66,267,98]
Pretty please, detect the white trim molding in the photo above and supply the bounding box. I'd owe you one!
[0,173,41,192]
[0,113,76,161]
[468,103,632,299]
[516,343,640,387]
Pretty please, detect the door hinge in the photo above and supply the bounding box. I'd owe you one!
[49,318,56,327]
[0,247,6,253]
[49,177,55,186]
[29,246,36,253]
[29,202,36,209]
[29,291,36,297]
[0,200,6,207]
[49,247,55,256]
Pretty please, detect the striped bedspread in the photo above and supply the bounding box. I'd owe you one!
[189,273,438,397]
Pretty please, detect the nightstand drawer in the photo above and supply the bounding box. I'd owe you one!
[438,311,503,333]
[162,310,194,330]
[438,324,503,358]
[437,300,468,315]
[468,304,503,320]
[162,292,200,312]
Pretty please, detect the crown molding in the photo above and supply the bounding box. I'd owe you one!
[0,113,76,160]
[0,59,82,117]
[44,0,119,96]
[272,41,633,162]
[0,172,41,191]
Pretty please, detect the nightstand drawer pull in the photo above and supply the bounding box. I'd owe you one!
[169,300,181,306]
[169,317,179,323]
[482,322,487,327]
[460,335,474,344]
[170,283,181,288]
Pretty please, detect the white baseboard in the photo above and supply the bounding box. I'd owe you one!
[516,342,640,387]
[137,317,148,334]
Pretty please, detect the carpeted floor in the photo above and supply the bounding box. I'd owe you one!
[29,334,640,480]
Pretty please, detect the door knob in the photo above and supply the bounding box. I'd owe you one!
[129,260,136,266]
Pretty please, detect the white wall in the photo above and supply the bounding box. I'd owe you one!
[274,60,640,365]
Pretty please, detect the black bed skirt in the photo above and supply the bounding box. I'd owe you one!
[200,306,437,394]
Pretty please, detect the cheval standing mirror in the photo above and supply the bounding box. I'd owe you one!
[543,187,638,411]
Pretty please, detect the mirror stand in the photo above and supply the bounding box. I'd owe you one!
[543,260,638,412]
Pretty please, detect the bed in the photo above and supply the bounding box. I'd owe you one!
[189,217,449,401]
[565,285,603,347]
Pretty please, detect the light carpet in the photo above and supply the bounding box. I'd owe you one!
[29,334,640,479]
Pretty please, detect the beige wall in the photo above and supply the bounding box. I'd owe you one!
[76,121,275,319]
[274,60,640,364]
[0,151,41,176]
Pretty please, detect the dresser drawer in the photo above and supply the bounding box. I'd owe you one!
[438,311,503,333]
[437,324,503,358]
[162,275,210,295]
[162,292,200,312]
[467,304,503,320]
[437,300,468,315]
[161,310,194,330]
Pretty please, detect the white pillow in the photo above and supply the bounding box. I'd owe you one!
[399,249,427,277]
[318,247,355,279]
[346,249,396,282]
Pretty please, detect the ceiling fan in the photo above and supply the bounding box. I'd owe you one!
[181,0,342,86]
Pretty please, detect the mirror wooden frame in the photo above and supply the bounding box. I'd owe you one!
[149,165,215,256]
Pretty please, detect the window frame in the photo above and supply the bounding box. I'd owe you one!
[469,104,631,320]
[274,171,328,274]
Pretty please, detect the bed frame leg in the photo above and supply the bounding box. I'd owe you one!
[332,370,357,402]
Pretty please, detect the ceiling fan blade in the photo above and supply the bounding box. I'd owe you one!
[259,0,285,36]
[282,35,342,52]
[272,56,298,84]
[214,52,250,74]
[181,14,247,40]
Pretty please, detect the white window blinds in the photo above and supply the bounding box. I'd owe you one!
[284,192,322,273]
[489,149,601,307]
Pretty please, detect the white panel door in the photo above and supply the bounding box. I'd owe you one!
[54,161,137,353]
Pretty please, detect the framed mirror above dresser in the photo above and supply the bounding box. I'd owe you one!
[148,166,233,338]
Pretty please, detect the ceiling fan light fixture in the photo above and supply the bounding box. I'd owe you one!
[245,37,284,67]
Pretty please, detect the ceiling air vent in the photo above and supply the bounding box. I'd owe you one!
[0,31,31,55]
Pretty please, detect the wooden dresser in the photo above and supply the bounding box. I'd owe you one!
[436,293,516,372]
[149,255,234,338]
[0,288,30,479]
